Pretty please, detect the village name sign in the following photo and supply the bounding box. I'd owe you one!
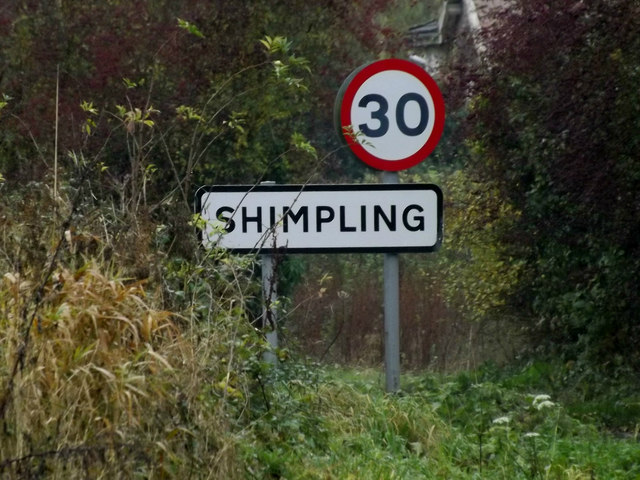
[196,183,442,253]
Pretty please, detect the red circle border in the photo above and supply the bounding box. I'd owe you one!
[339,58,445,171]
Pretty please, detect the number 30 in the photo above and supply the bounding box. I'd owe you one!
[358,93,429,138]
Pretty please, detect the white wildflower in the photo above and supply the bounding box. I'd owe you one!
[532,394,555,410]
[536,400,555,410]
[492,416,510,425]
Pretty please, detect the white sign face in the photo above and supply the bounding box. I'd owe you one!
[196,184,443,253]
[335,58,445,172]
[350,70,437,161]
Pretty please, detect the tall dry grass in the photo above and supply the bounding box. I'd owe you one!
[1,264,231,478]
[0,186,258,478]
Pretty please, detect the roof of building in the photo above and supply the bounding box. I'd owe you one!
[407,0,507,48]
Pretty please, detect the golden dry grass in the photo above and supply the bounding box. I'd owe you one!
[0,260,246,478]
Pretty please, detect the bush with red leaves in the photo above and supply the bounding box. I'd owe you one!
[448,0,640,370]
[0,0,398,189]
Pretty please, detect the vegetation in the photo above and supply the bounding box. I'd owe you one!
[0,0,639,477]
[240,364,640,479]
[0,0,404,189]
[445,0,640,370]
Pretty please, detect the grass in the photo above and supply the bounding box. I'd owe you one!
[242,364,640,479]
[2,258,638,479]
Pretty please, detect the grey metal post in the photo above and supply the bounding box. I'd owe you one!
[382,171,400,392]
[262,253,278,364]
[261,181,278,365]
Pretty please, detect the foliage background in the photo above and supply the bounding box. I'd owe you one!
[1,0,640,477]
[443,0,640,371]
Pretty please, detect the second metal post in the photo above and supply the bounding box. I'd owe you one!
[383,171,400,392]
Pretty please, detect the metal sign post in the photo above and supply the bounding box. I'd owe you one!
[261,180,278,365]
[382,171,400,392]
[262,253,278,365]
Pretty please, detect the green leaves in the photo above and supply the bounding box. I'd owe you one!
[175,105,203,122]
[449,0,640,370]
[261,35,311,93]
[80,101,98,136]
[0,93,11,114]
[259,35,292,54]
[290,132,317,159]
[177,18,204,39]
[115,105,159,130]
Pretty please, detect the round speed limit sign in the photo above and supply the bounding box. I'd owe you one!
[335,58,445,171]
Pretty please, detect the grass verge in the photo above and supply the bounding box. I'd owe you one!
[243,363,640,479]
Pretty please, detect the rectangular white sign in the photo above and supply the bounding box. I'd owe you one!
[195,184,442,253]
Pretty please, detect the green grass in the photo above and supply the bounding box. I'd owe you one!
[241,363,640,479]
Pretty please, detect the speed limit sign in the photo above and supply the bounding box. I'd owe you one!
[335,58,445,171]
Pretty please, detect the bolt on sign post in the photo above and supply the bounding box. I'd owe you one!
[334,58,445,392]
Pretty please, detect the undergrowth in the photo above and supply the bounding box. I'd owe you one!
[1,177,638,480]
[0,181,264,478]
[1,181,639,479]
[242,365,640,479]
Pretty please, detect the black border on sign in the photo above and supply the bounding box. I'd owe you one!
[194,184,443,254]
